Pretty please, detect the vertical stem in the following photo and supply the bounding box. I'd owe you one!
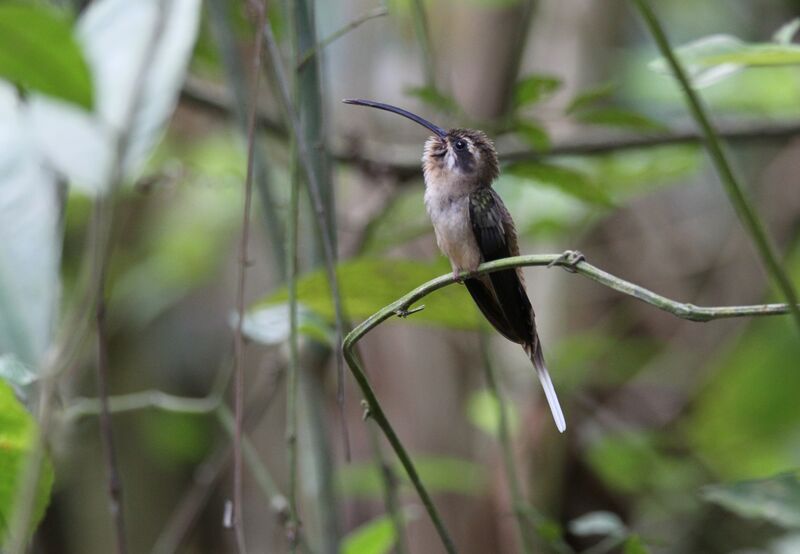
[409,0,436,87]
[630,0,800,334]
[479,334,535,554]
[366,424,408,554]
[286,141,301,550]
[232,1,267,551]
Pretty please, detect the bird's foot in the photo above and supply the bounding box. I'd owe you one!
[548,250,585,273]
[394,305,426,318]
[452,270,466,284]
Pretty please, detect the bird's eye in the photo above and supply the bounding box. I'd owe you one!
[454,139,467,151]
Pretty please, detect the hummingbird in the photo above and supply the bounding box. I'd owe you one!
[344,99,566,433]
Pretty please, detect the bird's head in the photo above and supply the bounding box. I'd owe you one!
[344,99,499,186]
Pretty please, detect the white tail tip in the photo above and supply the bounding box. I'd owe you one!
[532,352,566,433]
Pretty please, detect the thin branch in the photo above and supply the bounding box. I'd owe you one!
[366,424,408,554]
[478,334,535,554]
[179,81,800,180]
[94,290,128,554]
[286,140,301,550]
[64,390,221,421]
[630,0,800,333]
[231,1,267,551]
[205,0,286,278]
[296,6,389,69]
[342,251,799,554]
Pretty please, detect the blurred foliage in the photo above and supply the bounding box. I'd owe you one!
[0,3,92,109]
[0,380,53,543]
[137,411,214,467]
[338,456,485,499]
[341,509,417,554]
[512,74,562,109]
[466,388,520,438]
[701,471,800,529]
[260,258,482,330]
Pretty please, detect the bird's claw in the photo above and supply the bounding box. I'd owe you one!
[548,250,585,273]
[394,305,426,318]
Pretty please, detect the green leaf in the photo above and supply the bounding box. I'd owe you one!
[0,3,93,108]
[0,379,54,542]
[506,162,614,207]
[466,389,519,438]
[650,33,800,89]
[624,535,650,554]
[512,120,550,151]
[649,34,745,88]
[568,511,627,538]
[574,107,667,133]
[239,303,332,346]
[259,258,481,330]
[773,18,800,45]
[513,74,561,108]
[566,82,616,114]
[702,471,800,528]
[338,456,485,499]
[342,509,418,554]
[405,86,458,113]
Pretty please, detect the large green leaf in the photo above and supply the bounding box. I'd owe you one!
[702,471,800,528]
[338,456,486,499]
[574,107,667,133]
[0,3,93,109]
[259,258,481,330]
[0,379,54,542]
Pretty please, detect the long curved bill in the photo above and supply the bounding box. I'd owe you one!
[343,98,447,138]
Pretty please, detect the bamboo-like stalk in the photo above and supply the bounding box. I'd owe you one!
[630,0,800,334]
[342,251,799,554]
[409,0,436,87]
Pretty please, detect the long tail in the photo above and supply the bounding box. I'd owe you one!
[526,344,566,433]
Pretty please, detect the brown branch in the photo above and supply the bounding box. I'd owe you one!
[179,79,800,180]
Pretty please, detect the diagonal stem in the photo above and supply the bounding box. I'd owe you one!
[630,0,800,334]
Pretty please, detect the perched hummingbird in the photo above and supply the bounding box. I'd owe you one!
[344,99,566,433]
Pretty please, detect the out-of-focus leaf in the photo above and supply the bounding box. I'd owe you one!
[342,509,418,554]
[260,258,481,330]
[649,35,745,88]
[0,3,93,109]
[566,82,615,114]
[624,535,650,554]
[569,511,627,537]
[574,107,667,132]
[688,253,800,478]
[28,0,202,193]
[513,74,561,108]
[0,379,54,542]
[237,303,332,346]
[138,411,213,466]
[338,456,485,498]
[512,120,550,151]
[649,33,800,89]
[466,389,519,438]
[702,471,800,529]
[506,162,614,207]
[773,18,800,45]
[0,355,37,389]
[405,86,458,113]
[0,84,60,370]
[587,431,699,495]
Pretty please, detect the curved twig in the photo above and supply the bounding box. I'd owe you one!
[342,252,798,554]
